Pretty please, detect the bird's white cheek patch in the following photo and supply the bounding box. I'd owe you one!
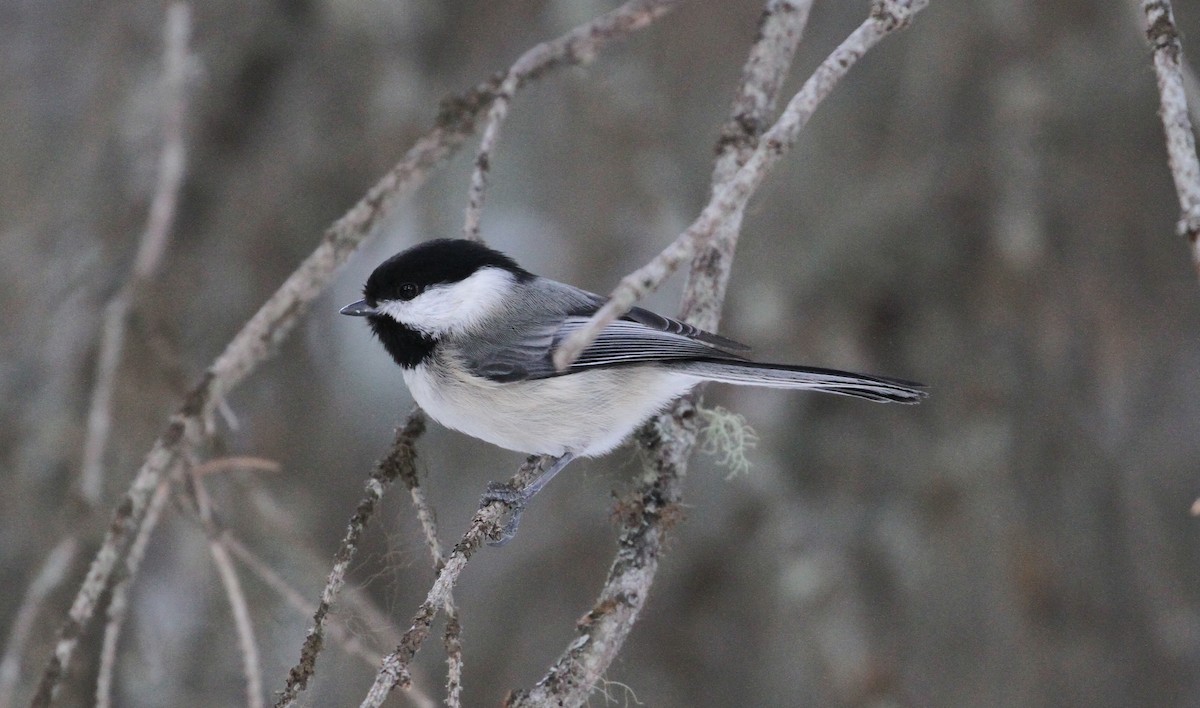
[378,267,514,336]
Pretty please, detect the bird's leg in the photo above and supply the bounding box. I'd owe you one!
[480,452,577,546]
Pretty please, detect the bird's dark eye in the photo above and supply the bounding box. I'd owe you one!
[398,283,420,301]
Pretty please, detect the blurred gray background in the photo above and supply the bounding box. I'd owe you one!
[4,0,1200,705]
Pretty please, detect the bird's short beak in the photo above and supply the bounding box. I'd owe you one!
[339,299,377,317]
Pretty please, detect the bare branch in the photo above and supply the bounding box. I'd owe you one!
[124,468,441,708]
[38,0,684,691]
[406,477,447,573]
[397,423,465,706]
[462,0,681,240]
[1140,0,1200,274]
[208,542,264,708]
[442,615,463,708]
[554,0,930,370]
[79,1,191,507]
[32,416,195,706]
[193,473,264,708]
[275,410,427,707]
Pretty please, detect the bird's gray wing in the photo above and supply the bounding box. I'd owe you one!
[463,318,561,382]
[464,280,750,382]
[622,305,750,352]
[468,315,749,383]
[554,318,749,371]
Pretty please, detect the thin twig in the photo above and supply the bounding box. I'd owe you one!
[462,0,681,240]
[462,70,522,241]
[397,420,464,706]
[276,411,427,708]
[208,543,264,708]
[96,478,172,708]
[164,478,436,707]
[404,476,444,570]
[0,539,79,708]
[511,2,810,703]
[1140,0,1200,275]
[358,456,549,707]
[554,0,930,371]
[177,456,411,680]
[32,414,194,707]
[442,614,463,708]
[193,473,264,708]
[80,2,192,506]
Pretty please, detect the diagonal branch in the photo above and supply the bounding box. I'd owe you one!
[398,428,464,706]
[193,469,264,708]
[1139,0,1200,276]
[554,0,930,371]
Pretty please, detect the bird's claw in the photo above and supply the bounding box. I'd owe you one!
[480,481,528,546]
[480,481,524,505]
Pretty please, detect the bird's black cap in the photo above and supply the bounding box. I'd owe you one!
[362,239,533,305]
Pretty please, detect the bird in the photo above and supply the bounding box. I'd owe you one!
[341,238,925,542]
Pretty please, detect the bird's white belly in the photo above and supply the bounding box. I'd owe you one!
[402,361,698,457]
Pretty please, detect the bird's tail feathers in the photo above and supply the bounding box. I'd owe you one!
[675,360,927,404]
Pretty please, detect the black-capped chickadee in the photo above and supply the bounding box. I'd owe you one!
[341,239,925,542]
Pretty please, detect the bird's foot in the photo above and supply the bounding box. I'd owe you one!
[480,481,528,546]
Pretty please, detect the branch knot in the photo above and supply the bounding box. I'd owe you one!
[1144,1,1181,55]
[871,0,928,31]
